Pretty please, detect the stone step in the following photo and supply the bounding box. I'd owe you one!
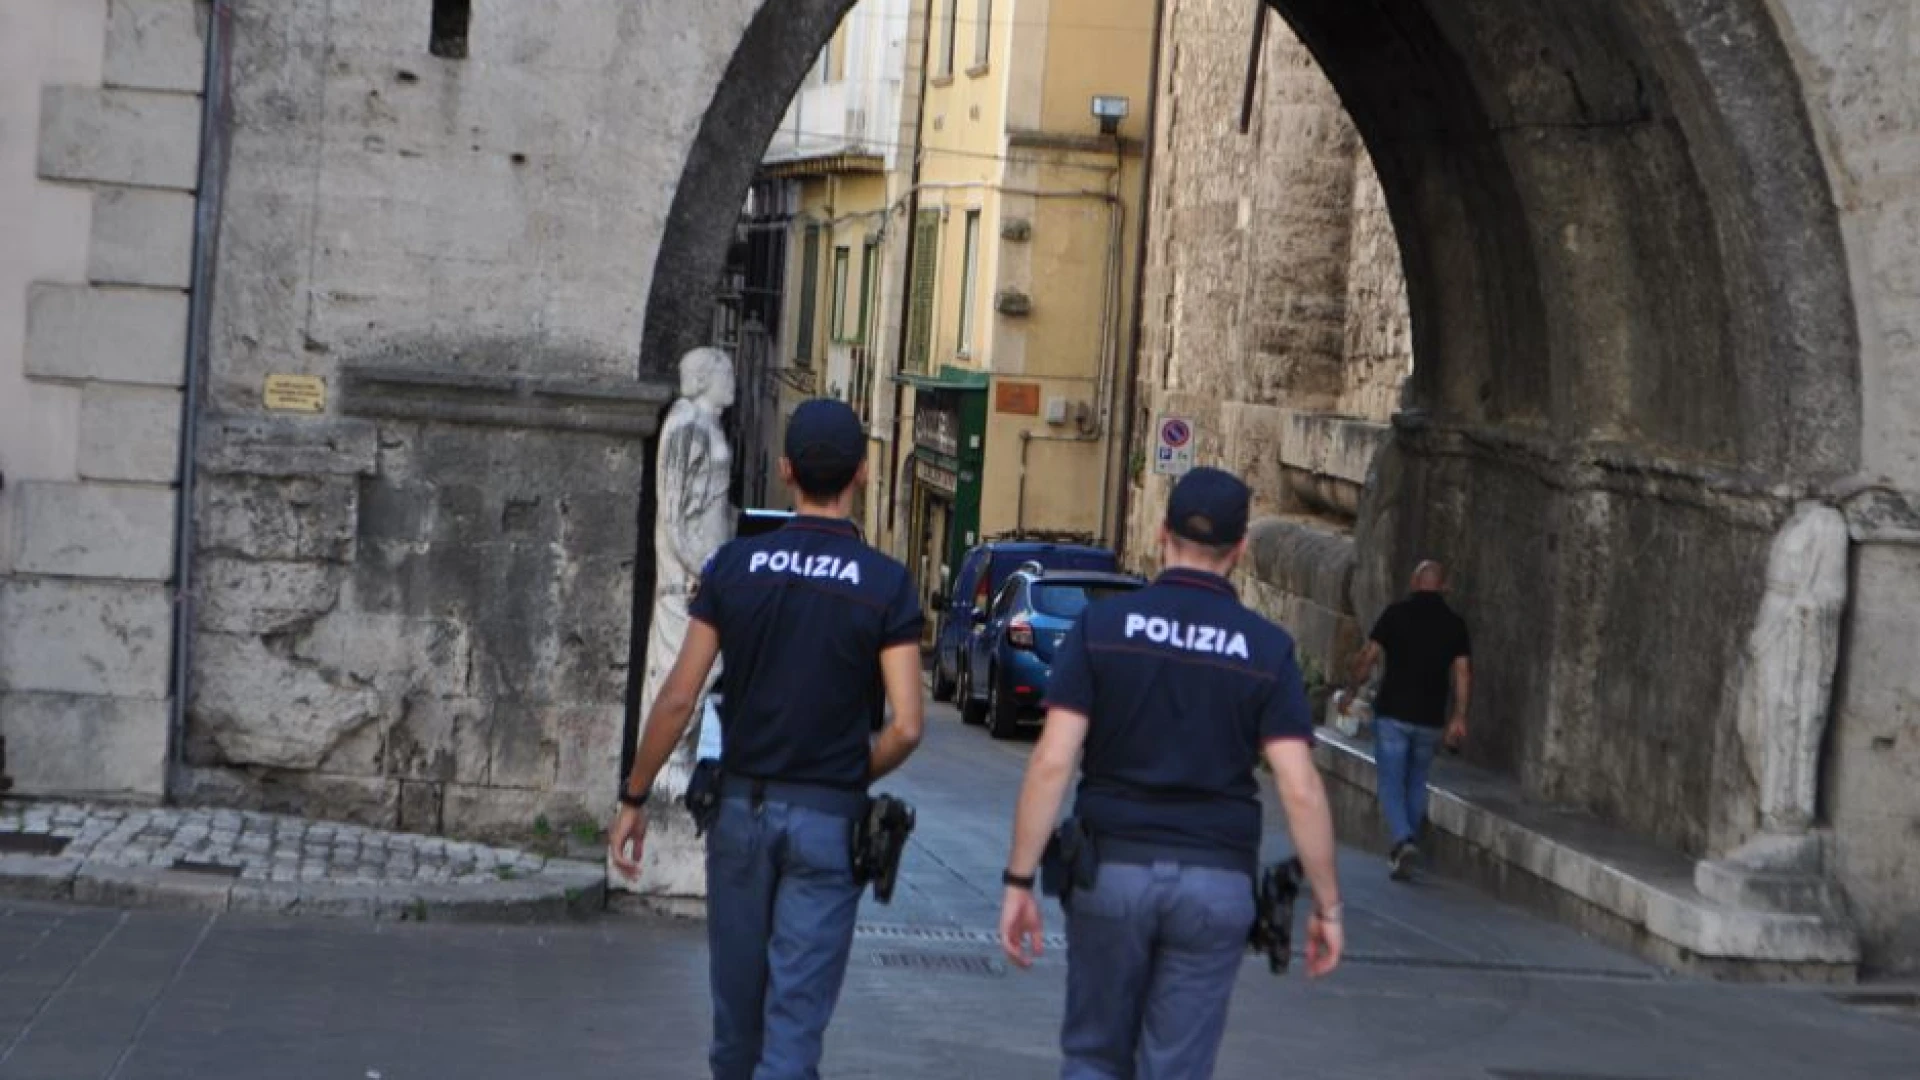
[1312,730,1861,982]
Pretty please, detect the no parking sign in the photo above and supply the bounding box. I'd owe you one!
[1153,416,1195,476]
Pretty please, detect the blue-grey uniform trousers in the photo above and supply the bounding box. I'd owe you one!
[1062,861,1255,1079]
[705,794,863,1080]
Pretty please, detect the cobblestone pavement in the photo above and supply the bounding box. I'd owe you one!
[0,708,1914,1079]
[0,802,551,886]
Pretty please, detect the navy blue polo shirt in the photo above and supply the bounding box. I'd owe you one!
[689,515,922,790]
[1044,567,1313,868]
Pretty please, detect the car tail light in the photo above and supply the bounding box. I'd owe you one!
[1008,620,1034,649]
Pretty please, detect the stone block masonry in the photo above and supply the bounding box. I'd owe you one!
[36,86,202,190]
[9,481,177,580]
[88,188,197,289]
[180,371,670,845]
[77,384,185,483]
[24,284,189,386]
[0,0,209,804]
[0,579,173,699]
[104,0,210,96]
[1124,1,1409,666]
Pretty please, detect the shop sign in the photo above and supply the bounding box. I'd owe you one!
[914,399,959,457]
[915,456,959,496]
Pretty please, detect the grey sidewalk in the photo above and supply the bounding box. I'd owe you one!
[0,709,1913,1078]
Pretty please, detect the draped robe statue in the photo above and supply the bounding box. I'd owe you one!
[619,347,735,898]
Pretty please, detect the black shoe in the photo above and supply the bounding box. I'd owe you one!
[1389,842,1418,882]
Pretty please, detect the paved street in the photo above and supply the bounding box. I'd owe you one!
[0,706,1913,1079]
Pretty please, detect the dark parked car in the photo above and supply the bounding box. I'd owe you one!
[929,540,1119,702]
[959,566,1146,738]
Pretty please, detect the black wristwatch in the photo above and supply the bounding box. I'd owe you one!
[617,781,650,810]
[1002,869,1036,891]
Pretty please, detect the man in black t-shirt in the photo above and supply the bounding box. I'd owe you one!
[1340,560,1472,880]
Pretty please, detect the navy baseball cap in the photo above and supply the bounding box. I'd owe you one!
[1165,467,1250,545]
[784,398,865,475]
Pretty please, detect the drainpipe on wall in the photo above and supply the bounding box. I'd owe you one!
[1109,0,1169,563]
[886,0,937,555]
[165,0,234,795]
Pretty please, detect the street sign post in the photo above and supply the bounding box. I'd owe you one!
[1152,415,1195,476]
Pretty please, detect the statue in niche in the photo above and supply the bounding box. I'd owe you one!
[619,347,735,895]
[645,346,736,772]
[1733,502,1849,842]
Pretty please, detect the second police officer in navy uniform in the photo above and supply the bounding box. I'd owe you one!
[999,466,1345,1078]
[610,398,927,1080]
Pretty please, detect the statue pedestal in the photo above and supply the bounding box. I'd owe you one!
[1694,831,1848,918]
[608,697,724,900]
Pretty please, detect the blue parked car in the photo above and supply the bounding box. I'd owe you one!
[959,565,1146,738]
[930,541,1119,703]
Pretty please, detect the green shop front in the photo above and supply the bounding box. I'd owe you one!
[900,368,986,626]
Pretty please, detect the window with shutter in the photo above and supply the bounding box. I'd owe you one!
[974,0,992,69]
[906,211,941,373]
[797,226,820,364]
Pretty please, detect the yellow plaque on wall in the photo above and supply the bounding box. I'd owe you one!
[263,374,326,413]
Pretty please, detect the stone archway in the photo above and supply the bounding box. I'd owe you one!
[645,0,1858,861]
[639,0,862,377]
[639,0,1872,962]
[1266,0,1859,862]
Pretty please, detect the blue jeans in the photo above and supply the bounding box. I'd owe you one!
[1062,861,1255,1080]
[1374,716,1442,847]
[705,796,863,1080]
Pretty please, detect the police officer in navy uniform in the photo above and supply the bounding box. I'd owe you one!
[999,467,1344,1078]
[611,398,926,1080]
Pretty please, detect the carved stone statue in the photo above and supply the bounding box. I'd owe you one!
[1696,502,1851,913]
[643,347,736,737]
[619,347,735,899]
[1734,502,1848,838]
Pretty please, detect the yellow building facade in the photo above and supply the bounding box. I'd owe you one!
[747,1,914,531]
[765,162,891,532]
[881,0,1156,606]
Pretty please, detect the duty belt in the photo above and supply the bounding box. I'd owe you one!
[715,772,869,818]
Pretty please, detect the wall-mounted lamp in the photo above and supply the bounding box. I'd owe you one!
[1090,94,1130,135]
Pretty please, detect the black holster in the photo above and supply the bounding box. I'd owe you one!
[1040,818,1099,911]
[851,794,915,904]
[683,758,723,837]
[1247,857,1303,974]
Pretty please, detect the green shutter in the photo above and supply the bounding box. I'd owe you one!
[905,211,940,373]
[797,226,820,363]
[857,242,877,345]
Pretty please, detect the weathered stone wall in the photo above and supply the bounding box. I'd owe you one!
[183,398,658,839]
[1124,1,1408,677]
[1767,1,1920,972]
[1118,0,1917,972]
[178,0,740,840]
[0,0,205,801]
[1337,159,1409,422]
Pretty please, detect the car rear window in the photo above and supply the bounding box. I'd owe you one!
[1030,581,1138,619]
[987,549,1116,594]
